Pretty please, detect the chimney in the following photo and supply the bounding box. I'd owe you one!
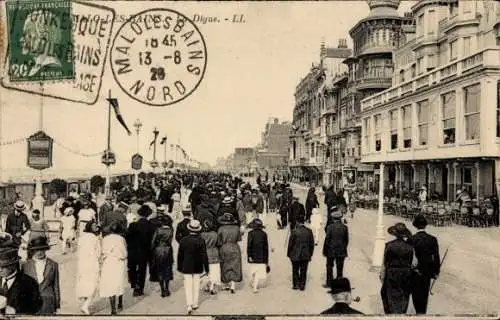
[338,39,347,48]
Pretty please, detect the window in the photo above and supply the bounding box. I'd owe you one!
[390,110,398,150]
[497,82,500,137]
[402,105,412,148]
[374,114,382,151]
[450,40,458,61]
[417,100,429,146]
[363,118,371,153]
[463,37,471,56]
[417,14,424,36]
[411,64,416,78]
[449,2,459,16]
[417,57,424,75]
[464,84,480,140]
[400,69,405,83]
[461,167,473,192]
[428,10,435,35]
[442,91,456,144]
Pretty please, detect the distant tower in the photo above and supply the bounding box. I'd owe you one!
[366,0,401,16]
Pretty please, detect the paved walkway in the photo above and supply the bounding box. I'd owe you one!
[39,185,499,315]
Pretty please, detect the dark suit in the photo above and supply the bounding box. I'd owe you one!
[288,201,305,230]
[321,302,364,315]
[381,239,414,314]
[126,218,156,292]
[287,224,314,289]
[3,271,42,314]
[408,230,440,314]
[247,229,269,264]
[323,221,348,283]
[5,213,30,246]
[175,218,191,244]
[177,234,209,274]
[22,258,60,315]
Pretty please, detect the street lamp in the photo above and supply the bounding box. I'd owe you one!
[150,127,159,171]
[371,163,386,269]
[133,118,142,190]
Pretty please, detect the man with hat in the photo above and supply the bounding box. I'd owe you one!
[6,201,31,247]
[177,219,209,314]
[126,205,156,296]
[0,232,42,314]
[287,214,314,291]
[22,236,60,314]
[408,214,440,314]
[321,277,363,314]
[380,222,415,314]
[323,206,349,287]
[246,218,269,293]
[288,196,305,230]
[176,205,193,244]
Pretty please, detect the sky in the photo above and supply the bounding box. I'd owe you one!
[0,0,415,179]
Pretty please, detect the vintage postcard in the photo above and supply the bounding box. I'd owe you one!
[0,0,499,318]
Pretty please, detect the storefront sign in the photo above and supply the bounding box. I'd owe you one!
[27,131,53,170]
[131,153,143,170]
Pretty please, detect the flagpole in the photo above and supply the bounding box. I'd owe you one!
[105,90,112,197]
[163,137,167,173]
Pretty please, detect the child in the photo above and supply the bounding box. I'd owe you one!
[60,207,76,254]
[23,236,61,315]
[310,208,322,246]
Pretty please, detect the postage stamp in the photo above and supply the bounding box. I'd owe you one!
[110,8,207,107]
[5,0,74,82]
[1,1,115,104]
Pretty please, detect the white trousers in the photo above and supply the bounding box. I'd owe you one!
[183,274,201,307]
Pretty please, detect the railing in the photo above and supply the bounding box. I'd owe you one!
[361,48,499,112]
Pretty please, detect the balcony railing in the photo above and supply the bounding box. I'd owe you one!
[361,48,499,112]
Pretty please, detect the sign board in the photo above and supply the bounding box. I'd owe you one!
[131,153,143,170]
[27,131,53,170]
[101,150,116,166]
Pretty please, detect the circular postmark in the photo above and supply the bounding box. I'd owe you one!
[110,8,207,107]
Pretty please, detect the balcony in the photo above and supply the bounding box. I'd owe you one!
[438,15,480,34]
[361,48,499,112]
[355,77,392,91]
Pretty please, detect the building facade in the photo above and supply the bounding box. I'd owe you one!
[232,148,256,174]
[256,118,291,176]
[361,0,500,201]
[290,40,351,186]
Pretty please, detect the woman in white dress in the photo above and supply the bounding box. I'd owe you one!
[77,200,96,236]
[76,221,101,315]
[99,222,127,315]
[171,188,182,220]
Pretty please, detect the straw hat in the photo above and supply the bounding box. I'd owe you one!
[13,200,26,211]
[187,219,202,233]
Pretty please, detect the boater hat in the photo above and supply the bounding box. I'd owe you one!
[13,200,26,211]
[187,219,202,233]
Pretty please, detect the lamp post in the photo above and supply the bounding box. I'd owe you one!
[371,163,386,269]
[133,118,142,190]
[150,127,159,172]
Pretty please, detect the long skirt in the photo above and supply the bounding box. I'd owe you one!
[381,268,412,314]
[209,263,221,285]
[150,245,174,282]
[219,243,242,283]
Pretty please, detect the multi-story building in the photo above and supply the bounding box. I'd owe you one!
[361,0,500,200]
[290,40,351,186]
[232,148,256,174]
[328,0,415,191]
[256,118,291,176]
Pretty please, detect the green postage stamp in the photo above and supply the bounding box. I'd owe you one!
[5,0,74,82]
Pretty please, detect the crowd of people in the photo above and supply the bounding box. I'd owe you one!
[0,170,443,316]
